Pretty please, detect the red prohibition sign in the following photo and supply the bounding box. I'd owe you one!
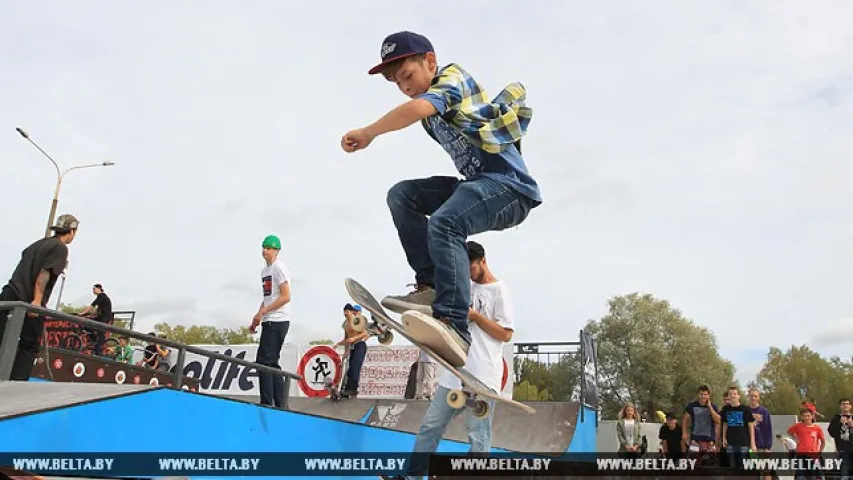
[296,345,342,397]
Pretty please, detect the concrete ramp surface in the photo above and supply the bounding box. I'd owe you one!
[364,400,580,454]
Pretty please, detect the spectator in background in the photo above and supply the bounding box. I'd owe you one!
[109,335,133,364]
[682,385,721,454]
[748,389,774,480]
[720,386,757,470]
[828,398,852,480]
[658,411,684,459]
[78,283,113,357]
[415,350,436,400]
[787,408,825,480]
[136,332,159,369]
[616,402,642,458]
[720,389,732,466]
[155,334,171,371]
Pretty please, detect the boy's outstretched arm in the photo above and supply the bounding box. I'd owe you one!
[341,99,436,152]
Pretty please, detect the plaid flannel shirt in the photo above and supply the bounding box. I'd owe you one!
[419,63,532,154]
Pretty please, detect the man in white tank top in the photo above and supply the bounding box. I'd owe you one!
[388,241,515,480]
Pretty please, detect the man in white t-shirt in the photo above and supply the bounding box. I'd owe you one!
[415,349,436,400]
[391,241,514,480]
[249,234,292,408]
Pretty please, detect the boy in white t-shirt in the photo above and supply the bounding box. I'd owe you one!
[249,234,292,408]
[389,241,514,480]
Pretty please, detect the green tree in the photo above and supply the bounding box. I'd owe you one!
[513,380,551,401]
[585,293,735,420]
[749,345,853,416]
[309,339,334,345]
[152,322,257,345]
[58,303,86,315]
[512,354,580,402]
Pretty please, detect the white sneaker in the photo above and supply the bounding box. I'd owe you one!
[381,284,435,315]
[401,310,469,367]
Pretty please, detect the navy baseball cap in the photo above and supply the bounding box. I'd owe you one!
[368,31,434,75]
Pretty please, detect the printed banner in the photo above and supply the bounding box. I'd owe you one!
[131,342,514,400]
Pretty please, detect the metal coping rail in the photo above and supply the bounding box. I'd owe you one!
[0,301,302,410]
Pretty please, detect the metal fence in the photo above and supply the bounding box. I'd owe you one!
[0,301,302,410]
[512,341,581,402]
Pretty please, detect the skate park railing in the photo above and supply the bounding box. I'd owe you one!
[514,335,599,426]
[0,301,302,410]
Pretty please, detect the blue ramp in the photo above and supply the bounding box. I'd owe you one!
[0,383,514,479]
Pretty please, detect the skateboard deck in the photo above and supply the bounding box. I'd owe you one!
[345,277,535,416]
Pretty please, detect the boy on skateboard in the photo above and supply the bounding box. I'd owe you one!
[385,241,514,480]
[340,31,541,367]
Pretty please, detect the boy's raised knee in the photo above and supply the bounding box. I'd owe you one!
[427,212,463,237]
[386,180,415,211]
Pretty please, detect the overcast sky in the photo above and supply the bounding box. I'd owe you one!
[2,1,851,387]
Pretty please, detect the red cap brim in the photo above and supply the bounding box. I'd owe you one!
[368,52,421,75]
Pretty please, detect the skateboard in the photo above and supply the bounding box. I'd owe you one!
[326,348,350,401]
[345,277,536,417]
[347,312,395,346]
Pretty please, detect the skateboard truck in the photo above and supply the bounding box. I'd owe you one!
[447,389,490,419]
[348,314,394,345]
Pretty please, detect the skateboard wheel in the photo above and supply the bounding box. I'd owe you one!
[378,331,394,345]
[472,400,490,419]
[446,389,466,409]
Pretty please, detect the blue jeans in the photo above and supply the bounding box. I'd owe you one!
[387,176,534,341]
[405,385,496,479]
[839,451,852,480]
[726,445,749,469]
[342,341,366,393]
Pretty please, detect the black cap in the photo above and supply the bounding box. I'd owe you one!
[466,241,485,261]
[343,303,357,312]
[93,283,103,290]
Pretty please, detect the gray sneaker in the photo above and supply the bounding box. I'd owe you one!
[401,311,469,367]
[381,284,435,315]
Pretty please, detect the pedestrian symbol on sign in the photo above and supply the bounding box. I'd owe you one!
[312,357,331,386]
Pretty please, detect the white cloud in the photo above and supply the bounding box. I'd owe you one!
[812,318,853,348]
[1,1,851,381]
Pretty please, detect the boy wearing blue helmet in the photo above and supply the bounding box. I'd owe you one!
[335,303,369,398]
[340,31,540,366]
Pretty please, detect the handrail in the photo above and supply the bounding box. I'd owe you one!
[0,301,301,410]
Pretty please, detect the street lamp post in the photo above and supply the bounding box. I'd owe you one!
[15,127,116,308]
[16,128,115,237]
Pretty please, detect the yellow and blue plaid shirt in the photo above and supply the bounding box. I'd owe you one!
[418,63,532,155]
